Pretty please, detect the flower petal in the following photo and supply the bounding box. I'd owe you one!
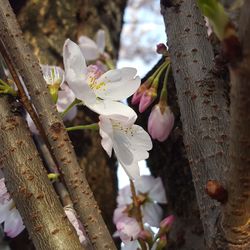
[96,29,105,53]
[99,116,113,157]
[63,39,96,104]
[4,208,25,238]
[120,161,140,180]
[143,203,163,227]
[41,65,65,86]
[78,36,99,60]
[94,68,141,101]
[90,100,137,124]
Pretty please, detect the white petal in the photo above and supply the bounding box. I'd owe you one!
[78,36,99,60]
[148,178,167,203]
[96,29,105,53]
[122,241,139,250]
[94,68,141,100]
[0,200,12,223]
[117,186,132,206]
[4,208,25,238]
[56,86,75,113]
[99,116,113,157]
[120,161,140,180]
[63,39,96,104]
[89,100,137,124]
[135,176,167,203]
[41,65,65,86]
[143,203,163,227]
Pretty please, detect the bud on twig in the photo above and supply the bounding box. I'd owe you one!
[205,180,228,203]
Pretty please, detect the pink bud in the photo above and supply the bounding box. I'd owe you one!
[131,82,149,105]
[148,105,174,141]
[160,215,175,230]
[139,87,157,113]
[156,235,167,250]
[156,43,167,55]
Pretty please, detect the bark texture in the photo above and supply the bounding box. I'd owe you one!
[161,0,230,248]
[221,2,250,249]
[0,95,83,250]
[10,0,127,235]
[0,1,116,249]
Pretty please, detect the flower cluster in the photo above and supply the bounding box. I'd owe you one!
[62,35,152,179]
[132,43,175,142]
[113,175,174,249]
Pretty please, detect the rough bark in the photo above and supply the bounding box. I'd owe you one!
[221,2,250,249]
[0,1,116,249]
[0,95,83,249]
[161,0,230,248]
[11,0,127,236]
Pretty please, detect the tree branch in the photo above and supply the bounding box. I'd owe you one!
[161,0,230,248]
[0,96,83,249]
[0,1,115,249]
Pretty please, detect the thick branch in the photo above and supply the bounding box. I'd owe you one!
[221,2,250,248]
[161,0,230,248]
[0,95,83,250]
[0,1,115,249]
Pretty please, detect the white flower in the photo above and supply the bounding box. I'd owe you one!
[0,178,25,238]
[63,39,140,120]
[99,115,152,179]
[41,65,64,86]
[116,176,167,227]
[78,29,105,61]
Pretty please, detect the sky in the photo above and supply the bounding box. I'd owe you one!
[117,0,166,188]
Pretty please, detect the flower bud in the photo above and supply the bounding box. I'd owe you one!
[156,43,168,56]
[148,105,174,141]
[138,229,153,242]
[160,215,175,231]
[131,81,150,105]
[205,180,228,203]
[139,87,157,113]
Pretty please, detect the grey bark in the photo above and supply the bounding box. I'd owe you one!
[161,0,230,248]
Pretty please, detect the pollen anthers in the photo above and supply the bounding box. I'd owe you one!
[112,121,135,136]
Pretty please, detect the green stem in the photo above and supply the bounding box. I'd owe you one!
[60,98,81,118]
[160,63,171,103]
[105,58,115,70]
[66,123,99,132]
[151,61,170,88]
[148,61,169,82]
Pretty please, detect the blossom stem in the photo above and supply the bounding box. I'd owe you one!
[60,98,81,118]
[66,123,99,132]
[129,179,144,230]
[151,61,170,89]
[160,63,171,104]
[148,61,169,83]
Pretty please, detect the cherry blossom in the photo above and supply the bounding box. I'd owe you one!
[63,39,140,119]
[99,115,152,179]
[0,178,25,238]
[115,175,167,227]
[78,29,105,61]
[148,105,174,142]
[116,216,141,243]
[64,206,87,245]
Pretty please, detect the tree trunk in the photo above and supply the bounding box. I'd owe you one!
[161,0,231,248]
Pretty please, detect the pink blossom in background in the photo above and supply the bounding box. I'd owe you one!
[148,105,174,142]
[64,206,87,245]
[116,216,141,243]
[0,178,25,238]
[78,29,105,61]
